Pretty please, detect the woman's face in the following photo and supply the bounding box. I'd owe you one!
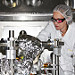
[53,11,67,31]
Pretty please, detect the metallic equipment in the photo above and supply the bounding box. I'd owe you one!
[0,30,42,75]
[0,0,65,21]
[40,39,64,75]
[2,0,21,8]
[65,0,75,9]
[25,0,43,7]
[0,30,64,75]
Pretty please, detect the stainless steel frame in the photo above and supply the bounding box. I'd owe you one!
[0,0,65,21]
[0,13,52,21]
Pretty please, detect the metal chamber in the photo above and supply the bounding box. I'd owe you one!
[0,0,65,21]
[0,30,64,75]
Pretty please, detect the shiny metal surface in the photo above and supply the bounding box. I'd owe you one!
[2,0,21,8]
[0,13,52,21]
[0,0,64,12]
[65,0,75,9]
[0,0,65,21]
[25,0,43,7]
[0,31,64,75]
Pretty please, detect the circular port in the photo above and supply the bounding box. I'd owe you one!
[24,0,43,7]
[2,0,21,8]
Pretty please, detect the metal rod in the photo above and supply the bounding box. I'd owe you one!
[10,59,14,75]
[53,54,56,75]
[56,56,59,75]
[9,30,15,75]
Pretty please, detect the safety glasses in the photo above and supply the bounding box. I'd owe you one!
[51,17,65,23]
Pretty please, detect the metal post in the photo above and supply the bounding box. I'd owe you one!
[8,30,16,75]
[53,54,56,75]
[53,47,60,75]
[56,56,59,75]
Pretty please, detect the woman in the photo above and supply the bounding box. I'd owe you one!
[37,4,75,75]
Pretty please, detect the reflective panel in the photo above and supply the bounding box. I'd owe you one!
[2,0,21,8]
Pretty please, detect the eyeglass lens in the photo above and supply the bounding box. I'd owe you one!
[51,17,65,23]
